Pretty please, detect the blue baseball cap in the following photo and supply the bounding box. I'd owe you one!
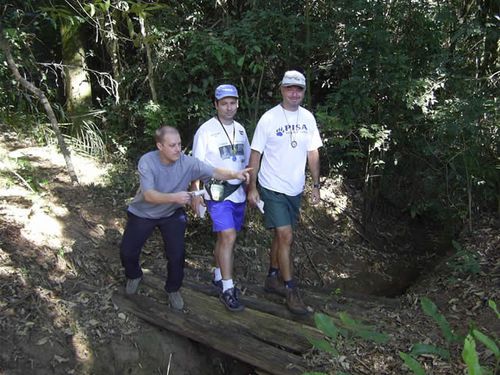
[215,84,238,100]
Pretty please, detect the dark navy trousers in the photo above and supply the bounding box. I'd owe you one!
[120,209,187,293]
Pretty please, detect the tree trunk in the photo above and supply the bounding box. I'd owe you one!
[304,0,312,107]
[102,8,122,103]
[139,16,158,103]
[478,0,499,77]
[0,25,79,185]
[60,23,92,115]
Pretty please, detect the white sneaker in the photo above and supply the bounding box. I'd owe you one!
[126,277,142,294]
[168,291,184,310]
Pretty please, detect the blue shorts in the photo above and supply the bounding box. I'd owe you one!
[206,200,246,232]
[259,186,302,229]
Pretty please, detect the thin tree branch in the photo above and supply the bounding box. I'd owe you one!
[0,23,79,185]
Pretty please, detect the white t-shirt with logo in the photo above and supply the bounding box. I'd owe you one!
[251,104,322,196]
[192,117,251,203]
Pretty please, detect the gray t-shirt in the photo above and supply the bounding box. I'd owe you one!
[128,151,214,219]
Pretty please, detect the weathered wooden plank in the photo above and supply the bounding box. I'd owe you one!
[183,278,315,323]
[181,272,401,318]
[144,269,315,325]
[112,292,308,375]
[141,275,322,353]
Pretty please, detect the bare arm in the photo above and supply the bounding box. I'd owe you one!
[307,149,321,205]
[246,149,262,206]
[189,179,204,212]
[190,180,201,191]
[212,167,252,182]
[143,189,192,205]
[190,131,205,211]
[142,167,251,207]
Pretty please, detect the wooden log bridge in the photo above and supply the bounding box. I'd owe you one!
[112,270,401,374]
[112,271,323,375]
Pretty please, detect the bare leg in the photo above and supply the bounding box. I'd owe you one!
[214,228,237,280]
[273,225,293,281]
[269,233,280,269]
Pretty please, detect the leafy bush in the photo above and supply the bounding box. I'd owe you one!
[400,297,499,375]
[304,311,389,374]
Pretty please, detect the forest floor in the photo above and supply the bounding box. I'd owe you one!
[0,128,498,375]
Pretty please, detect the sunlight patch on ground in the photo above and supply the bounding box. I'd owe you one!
[23,210,65,248]
[319,175,349,217]
[0,195,69,250]
[0,204,30,224]
[8,145,110,186]
[184,258,212,272]
[0,263,18,277]
[325,269,351,279]
[32,285,95,369]
[0,185,32,196]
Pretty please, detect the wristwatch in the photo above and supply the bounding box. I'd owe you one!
[313,183,321,189]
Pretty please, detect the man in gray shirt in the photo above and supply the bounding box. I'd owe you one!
[120,126,251,310]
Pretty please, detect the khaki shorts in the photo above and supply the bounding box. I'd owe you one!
[259,185,302,229]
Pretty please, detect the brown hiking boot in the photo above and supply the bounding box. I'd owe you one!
[264,274,286,296]
[286,287,311,315]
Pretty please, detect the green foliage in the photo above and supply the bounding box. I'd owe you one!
[314,312,340,341]
[337,312,389,343]
[315,0,497,226]
[12,157,48,192]
[150,6,309,139]
[305,335,339,357]
[1,9,47,119]
[446,240,481,275]
[409,343,450,360]
[2,0,498,228]
[469,318,500,375]
[488,300,500,319]
[420,297,460,344]
[401,297,499,375]
[140,101,177,139]
[399,342,450,374]
[3,2,499,374]
[462,334,483,375]
[103,159,139,202]
[399,351,426,375]
[305,312,388,373]
[472,330,499,359]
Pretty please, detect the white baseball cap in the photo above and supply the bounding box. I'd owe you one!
[281,70,306,88]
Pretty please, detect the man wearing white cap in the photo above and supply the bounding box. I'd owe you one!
[190,84,250,312]
[247,70,322,315]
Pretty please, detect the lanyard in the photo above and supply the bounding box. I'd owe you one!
[216,116,236,157]
[281,106,300,148]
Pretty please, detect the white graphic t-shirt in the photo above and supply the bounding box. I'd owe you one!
[192,117,250,203]
[251,104,323,196]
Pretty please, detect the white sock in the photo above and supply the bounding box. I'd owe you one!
[213,267,222,281]
[222,279,234,292]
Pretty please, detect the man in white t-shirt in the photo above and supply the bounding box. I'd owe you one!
[247,70,322,315]
[190,84,250,312]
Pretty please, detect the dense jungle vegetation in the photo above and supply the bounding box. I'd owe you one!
[1,0,498,230]
[0,1,499,374]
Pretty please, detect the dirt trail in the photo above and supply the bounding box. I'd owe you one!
[0,130,498,374]
[0,132,243,374]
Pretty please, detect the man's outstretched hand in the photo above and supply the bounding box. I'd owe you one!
[235,167,252,183]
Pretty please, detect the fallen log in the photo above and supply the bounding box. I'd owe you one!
[112,292,310,375]
[140,273,323,353]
